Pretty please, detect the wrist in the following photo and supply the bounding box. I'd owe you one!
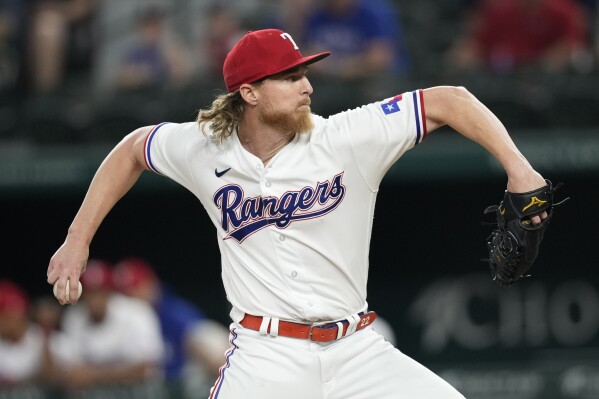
[66,226,93,247]
[501,151,534,179]
[506,167,545,193]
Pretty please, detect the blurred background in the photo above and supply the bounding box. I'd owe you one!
[0,0,598,398]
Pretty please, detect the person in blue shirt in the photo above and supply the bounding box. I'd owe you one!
[303,0,408,79]
[113,257,230,396]
[115,9,191,91]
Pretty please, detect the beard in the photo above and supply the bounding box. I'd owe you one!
[258,100,314,134]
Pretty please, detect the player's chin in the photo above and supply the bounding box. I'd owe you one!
[295,111,314,133]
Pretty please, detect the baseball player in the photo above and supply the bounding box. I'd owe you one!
[47,29,548,398]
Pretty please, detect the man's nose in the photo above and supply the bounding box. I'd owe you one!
[302,76,313,95]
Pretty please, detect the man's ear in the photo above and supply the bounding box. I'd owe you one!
[239,84,259,106]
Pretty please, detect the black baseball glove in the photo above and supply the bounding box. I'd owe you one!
[483,180,568,287]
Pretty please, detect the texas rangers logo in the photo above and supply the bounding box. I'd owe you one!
[213,172,346,243]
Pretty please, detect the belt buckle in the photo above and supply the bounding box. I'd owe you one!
[308,323,316,341]
[308,321,337,341]
[307,321,329,341]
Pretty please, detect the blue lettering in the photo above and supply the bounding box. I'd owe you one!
[214,172,346,242]
[213,185,243,231]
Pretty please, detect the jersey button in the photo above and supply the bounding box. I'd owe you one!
[265,181,272,187]
[255,164,261,170]
[279,235,285,241]
[291,271,297,278]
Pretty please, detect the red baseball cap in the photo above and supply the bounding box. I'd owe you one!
[223,29,330,92]
[113,257,157,294]
[0,280,29,317]
[80,259,113,291]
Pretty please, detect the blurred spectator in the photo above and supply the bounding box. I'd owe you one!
[445,0,590,74]
[201,5,244,79]
[267,0,315,41]
[49,259,164,392]
[302,0,405,79]
[115,8,192,91]
[31,295,63,339]
[113,257,230,397]
[0,280,48,385]
[0,0,26,95]
[28,0,96,93]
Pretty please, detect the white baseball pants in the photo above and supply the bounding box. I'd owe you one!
[209,324,466,399]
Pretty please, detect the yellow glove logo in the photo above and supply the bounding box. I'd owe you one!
[522,196,547,212]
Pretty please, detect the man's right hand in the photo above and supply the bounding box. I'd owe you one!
[47,237,89,305]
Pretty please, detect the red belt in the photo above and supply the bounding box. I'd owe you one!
[239,311,377,343]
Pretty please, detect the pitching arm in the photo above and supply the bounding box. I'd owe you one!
[47,126,153,304]
[421,86,546,217]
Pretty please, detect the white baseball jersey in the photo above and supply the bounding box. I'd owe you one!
[144,90,426,324]
[0,324,45,382]
[51,293,164,367]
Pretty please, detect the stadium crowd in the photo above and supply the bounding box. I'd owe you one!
[0,0,597,143]
[0,258,230,398]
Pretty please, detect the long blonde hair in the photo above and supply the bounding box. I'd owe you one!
[197,90,245,141]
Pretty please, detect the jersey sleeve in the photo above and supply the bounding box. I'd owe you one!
[328,89,427,190]
[143,122,197,191]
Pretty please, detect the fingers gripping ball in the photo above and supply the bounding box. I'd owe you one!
[53,280,83,304]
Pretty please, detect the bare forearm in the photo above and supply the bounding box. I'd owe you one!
[424,87,536,182]
[64,363,158,390]
[88,363,157,385]
[67,134,145,245]
[48,127,150,303]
